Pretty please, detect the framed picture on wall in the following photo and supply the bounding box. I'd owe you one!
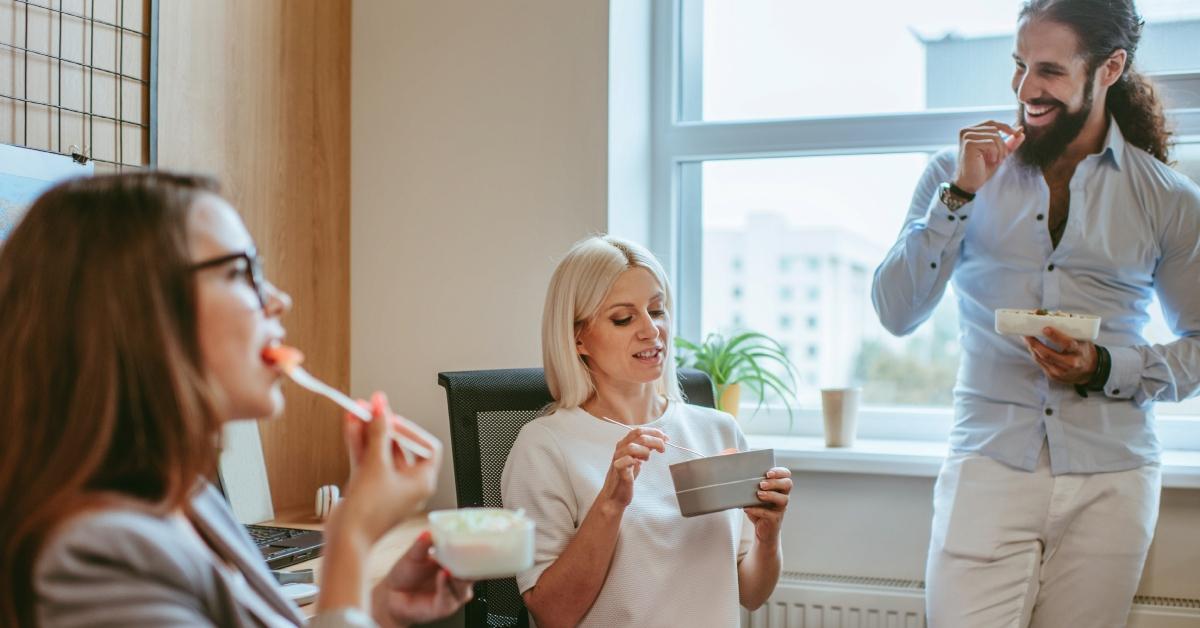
[0,144,94,242]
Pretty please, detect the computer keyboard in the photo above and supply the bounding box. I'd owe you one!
[245,524,309,547]
[244,524,325,569]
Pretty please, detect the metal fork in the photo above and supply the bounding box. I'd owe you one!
[600,416,707,458]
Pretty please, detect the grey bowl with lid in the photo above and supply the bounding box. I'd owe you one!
[668,448,775,517]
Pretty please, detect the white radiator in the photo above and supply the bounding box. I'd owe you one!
[741,572,1200,628]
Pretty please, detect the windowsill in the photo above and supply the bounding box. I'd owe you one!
[746,434,1200,489]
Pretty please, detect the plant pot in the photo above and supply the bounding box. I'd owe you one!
[717,382,742,417]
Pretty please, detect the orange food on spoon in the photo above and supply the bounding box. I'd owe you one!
[262,344,305,371]
[719,448,739,455]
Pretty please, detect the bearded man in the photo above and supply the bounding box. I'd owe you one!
[871,0,1200,626]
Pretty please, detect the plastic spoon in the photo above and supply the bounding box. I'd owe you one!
[263,345,431,465]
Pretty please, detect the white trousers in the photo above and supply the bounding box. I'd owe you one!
[925,446,1161,628]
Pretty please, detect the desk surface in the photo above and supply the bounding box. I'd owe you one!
[266,508,429,615]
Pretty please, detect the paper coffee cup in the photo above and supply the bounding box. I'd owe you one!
[820,388,860,448]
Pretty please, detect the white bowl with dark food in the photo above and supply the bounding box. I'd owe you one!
[427,508,534,580]
[994,308,1100,341]
[668,449,775,518]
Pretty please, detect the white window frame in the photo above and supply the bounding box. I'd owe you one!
[651,0,1200,448]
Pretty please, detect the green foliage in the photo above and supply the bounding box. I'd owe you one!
[852,298,961,406]
[852,339,959,406]
[675,330,799,425]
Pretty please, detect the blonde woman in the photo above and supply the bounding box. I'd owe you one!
[502,235,791,627]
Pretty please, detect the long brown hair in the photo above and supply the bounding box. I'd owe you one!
[0,172,225,626]
[1020,0,1172,163]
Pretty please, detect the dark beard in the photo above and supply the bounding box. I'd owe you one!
[1015,75,1095,169]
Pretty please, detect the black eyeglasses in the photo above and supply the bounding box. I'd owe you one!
[189,249,269,310]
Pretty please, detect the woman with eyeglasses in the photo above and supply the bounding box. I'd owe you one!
[0,173,471,627]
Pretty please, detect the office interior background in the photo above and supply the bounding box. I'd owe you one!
[3,1,1199,625]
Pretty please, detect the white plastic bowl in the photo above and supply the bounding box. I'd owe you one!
[427,508,534,580]
[994,308,1100,341]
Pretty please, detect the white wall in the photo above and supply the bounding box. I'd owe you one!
[351,0,610,510]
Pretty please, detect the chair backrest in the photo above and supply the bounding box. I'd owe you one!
[437,367,715,628]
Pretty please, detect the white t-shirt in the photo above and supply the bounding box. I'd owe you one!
[501,400,754,628]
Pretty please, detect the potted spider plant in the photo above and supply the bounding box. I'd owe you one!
[674,330,799,426]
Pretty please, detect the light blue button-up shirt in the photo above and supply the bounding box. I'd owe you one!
[873,121,1200,474]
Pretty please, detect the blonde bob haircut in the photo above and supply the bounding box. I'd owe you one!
[542,235,683,412]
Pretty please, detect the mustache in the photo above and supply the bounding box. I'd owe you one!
[1021,97,1064,109]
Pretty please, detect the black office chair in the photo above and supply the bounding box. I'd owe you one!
[437,367,716,628]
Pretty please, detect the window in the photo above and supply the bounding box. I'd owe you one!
[655,0,1200,445]
[698,0,1200,122]
[780,286,793,301]
[700,154,961,411]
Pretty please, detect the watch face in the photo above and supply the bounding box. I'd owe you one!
[940,183,966,211]
[939,184,957,210]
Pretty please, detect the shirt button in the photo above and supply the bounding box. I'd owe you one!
[930,262,937,269]
[1047,264,1055,271]
[1045,408,1054,416]
[1037,214,1045,221]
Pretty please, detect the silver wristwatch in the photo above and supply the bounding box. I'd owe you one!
[938,182,974,212]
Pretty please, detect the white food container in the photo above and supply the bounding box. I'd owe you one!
[994,308,1101,341]
[428,508,534,580]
